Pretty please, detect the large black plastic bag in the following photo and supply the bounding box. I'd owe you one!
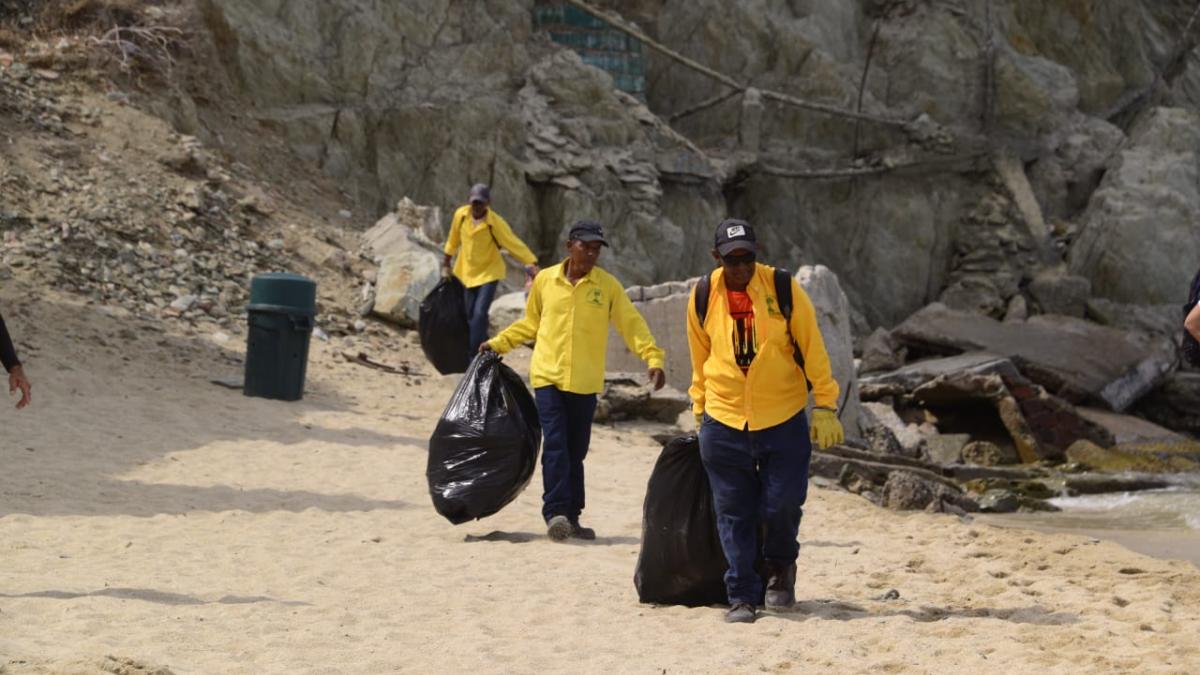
[634,435,729,607]
[418,276,470,375]
[427,352,541,524]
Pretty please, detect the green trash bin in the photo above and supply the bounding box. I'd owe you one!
[244,272,317,401]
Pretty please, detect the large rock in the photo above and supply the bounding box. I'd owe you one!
[1066,439,1200,474]
[1135,373,1200,435]
[795,265,862,438]
[371,250,441,328]
[860,401,924,458]
[892,303,1176,411]
[1074,407,1186,445]
[1028,114,1125,221]
[593,373,691,424]
[487,291,528,337]
[1069,107,1200,304]
[1027,267,1091,317]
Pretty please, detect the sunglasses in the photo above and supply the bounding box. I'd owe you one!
[721,252,756,267]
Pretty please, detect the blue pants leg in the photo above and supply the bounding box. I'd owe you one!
[699,410,812,605]
[463,280,498,357]
[535,386,597,523]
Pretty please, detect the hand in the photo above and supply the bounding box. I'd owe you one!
[647,367,666,391]
[478,342,495,354]
[694,411,703,429]
[810,408,844,450]
[440,265,452,279]
[9,365,31,410]
[525,263,539,278]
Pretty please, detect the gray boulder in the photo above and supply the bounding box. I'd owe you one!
[487,291,528,337]
[594,373,691,424]
[371,250,441,328]
[1069,107,1200,305]
[1027,267,1091,317]
[1135,373,1200,435]
[796,265,862,439]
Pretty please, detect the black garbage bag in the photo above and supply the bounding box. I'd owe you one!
[418,276,470,375]
[427,351,541,524]
[633,435,730,607]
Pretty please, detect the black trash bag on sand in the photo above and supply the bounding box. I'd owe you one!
[427,352,541,524]
[418,276,470,375]
[634,435,729,607]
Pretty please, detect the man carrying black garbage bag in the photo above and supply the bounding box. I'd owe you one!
[686,218,844,624]
[482,220,666,542]
[442,184,540,358]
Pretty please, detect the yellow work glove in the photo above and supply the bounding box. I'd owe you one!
[694,411,703,429]
[810,408,844,449]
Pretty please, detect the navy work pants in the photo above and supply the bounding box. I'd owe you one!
[534,385,598,524]
[463,280,499,357]
[699,410,813,606]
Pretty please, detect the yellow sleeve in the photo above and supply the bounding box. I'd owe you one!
[789,278,839,410]
[685,283,711,416]
[609,279,665,370]
[488,274,543,353]
[490,213,537,266]
[443,210,462,256]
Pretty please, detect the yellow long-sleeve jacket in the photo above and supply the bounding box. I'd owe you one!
[687,263,839,431]
[488,261,665,394]
[443,205,538,288]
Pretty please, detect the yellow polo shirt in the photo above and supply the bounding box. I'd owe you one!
[488,261,665,394]
[687,264,839,431]
[443,205,537,288]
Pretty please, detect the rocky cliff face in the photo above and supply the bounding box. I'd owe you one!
[194,0,1200,327]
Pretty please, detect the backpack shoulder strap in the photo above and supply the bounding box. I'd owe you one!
[694,270,713,325]
[772,267,810,378]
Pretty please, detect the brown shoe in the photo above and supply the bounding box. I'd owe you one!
[765,561,797,609]
[569,522,596,540]
[546,515,571,542]
[724,602,756,623]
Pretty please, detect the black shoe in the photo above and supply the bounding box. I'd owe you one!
[725,602,757,624]
[569,522,596,540]
[546,515,571,542]
[765,561,797,609]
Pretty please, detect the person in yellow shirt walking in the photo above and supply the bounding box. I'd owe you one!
[442,184,540,357]
[483,220,666,541]
[686,218,844,624]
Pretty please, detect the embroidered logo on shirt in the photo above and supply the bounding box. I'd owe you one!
[587,288,604,306]
[765,296,783,318]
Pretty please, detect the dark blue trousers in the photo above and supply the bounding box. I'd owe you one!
[699,410,813,606]
[534,385,598,523]
[463,280,498,357]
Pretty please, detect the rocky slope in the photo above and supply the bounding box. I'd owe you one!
[185,0,1200,329]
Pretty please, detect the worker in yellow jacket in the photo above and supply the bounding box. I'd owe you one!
[483,220,666,542]
[442,184,540,357]
[686,218,844,624]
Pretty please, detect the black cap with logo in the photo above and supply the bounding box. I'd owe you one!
[714,218,757,256]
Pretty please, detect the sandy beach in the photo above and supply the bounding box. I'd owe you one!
[3,289,1200,675]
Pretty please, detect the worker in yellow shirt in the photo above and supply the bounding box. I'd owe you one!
[686,218,844,624]
[483,220,666,542]
[442,184,540,357]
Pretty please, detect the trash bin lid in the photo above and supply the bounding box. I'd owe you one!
[248,272,317,315]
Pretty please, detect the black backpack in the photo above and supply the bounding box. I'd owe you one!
[694,267,810,388]
[1182,269,1200,367]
